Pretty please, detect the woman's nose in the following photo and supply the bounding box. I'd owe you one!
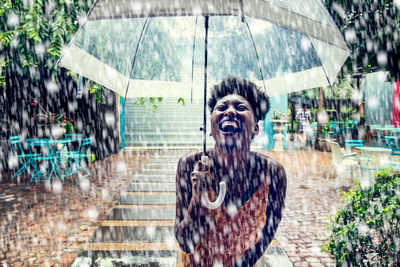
[224,105,237,116]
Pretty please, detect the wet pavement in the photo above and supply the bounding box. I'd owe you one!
[0,148,345,266]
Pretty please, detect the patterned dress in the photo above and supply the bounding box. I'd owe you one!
[178,166,269,266]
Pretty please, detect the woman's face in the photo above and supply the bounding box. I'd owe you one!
[211,94,259,151]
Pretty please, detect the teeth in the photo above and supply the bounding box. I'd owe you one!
[219,120,240,133]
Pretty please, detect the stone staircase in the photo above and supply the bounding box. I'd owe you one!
[123,98,266,149]
[71,151,182,266]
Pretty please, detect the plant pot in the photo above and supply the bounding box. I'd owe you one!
[271,119,288,151]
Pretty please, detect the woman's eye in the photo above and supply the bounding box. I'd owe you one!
[237,105,248,111]
[216,105,226,111]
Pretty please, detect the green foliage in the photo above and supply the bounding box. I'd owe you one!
[88,82,105,104]
[325,0,400,81]
[134,97,163,112]
[0,0,93,85]
[323,170,400,266]
[321,122,331,135]
[178,97,185,106]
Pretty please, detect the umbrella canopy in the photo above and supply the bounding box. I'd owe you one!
[58,0,349,98]
[57,0,349,210]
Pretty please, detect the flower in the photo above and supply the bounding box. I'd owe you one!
[272,110,287,120]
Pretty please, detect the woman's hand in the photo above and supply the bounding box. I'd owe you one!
[190,157,211,199]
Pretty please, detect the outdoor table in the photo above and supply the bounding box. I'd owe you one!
[355,146,392,186]
[27,138,73,182]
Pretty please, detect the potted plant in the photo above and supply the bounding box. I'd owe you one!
[30,100,75,138]
[270,110,288,151]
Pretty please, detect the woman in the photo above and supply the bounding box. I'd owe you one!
[175,77,287,266]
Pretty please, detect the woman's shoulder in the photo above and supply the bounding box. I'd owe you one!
[252,152,286,186]
[251,151,284,169]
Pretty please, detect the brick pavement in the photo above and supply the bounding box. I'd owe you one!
[0,151,153,266]
[259,149,345,267]
[0,149,346,266]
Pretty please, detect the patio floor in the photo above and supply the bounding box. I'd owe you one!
[0,148,346,266]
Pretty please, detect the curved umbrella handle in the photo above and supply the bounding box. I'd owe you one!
[201,181,226,209]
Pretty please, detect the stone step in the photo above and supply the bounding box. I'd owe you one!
[90,226,175,243]
[106,208,175,220]
[143,163,178,170]
[127,183,175,192]
[119,193,176,205]
[124,113,206,120]
[125,121,208,128]
[125,142,209,148]
[124,133,210,141]
[71,250,177,266]
[132,175,175,183]
[135,170,177,176]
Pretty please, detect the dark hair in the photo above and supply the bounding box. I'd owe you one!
[207,77,270,123]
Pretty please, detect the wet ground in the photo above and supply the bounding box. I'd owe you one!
[0,148,345,266]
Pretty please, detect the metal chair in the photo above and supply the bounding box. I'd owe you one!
[370,125,381,146]
[65,137,92,179]
[64,134,83,151]
[344,139,363,152]
[327,141,363,186]
[388,148,400,171]
[9,136,40,181]
[27,138,62,182]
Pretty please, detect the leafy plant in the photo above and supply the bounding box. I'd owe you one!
[323,170,400,266]
[272,109,287,120]
[30,99,75,133]
[0,0,93,83]
[134,97,163,112]
[321,122,331,135]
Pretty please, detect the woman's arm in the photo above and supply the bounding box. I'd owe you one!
[238,158,287,266]
[174,153,210,253]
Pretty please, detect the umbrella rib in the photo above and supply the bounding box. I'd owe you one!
[190,17,199,103]
[307,35,332,88]
[242,16,267,93]
[123,17,150,104]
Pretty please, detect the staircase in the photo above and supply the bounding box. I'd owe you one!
[123,98,266,149]
[71,152,181,266]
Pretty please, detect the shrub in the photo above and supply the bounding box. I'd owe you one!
[323,170,400,266]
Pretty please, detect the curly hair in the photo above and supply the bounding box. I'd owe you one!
[207,77,270,123]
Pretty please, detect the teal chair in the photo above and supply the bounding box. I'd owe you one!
[345,139,363,152]
[65,137,92,179]
[9,136,40,181]
[26,138,63,182]
[388,149,400,171]
[370,125,382,146]
[64,134,83,151]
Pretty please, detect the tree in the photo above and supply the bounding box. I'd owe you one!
[324,0,400,81]
[0,0,93,85]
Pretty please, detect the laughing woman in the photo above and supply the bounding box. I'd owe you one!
[175,77,287,266]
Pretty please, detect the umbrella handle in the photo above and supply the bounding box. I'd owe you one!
[199,156,226,209]
[201,181,226,209]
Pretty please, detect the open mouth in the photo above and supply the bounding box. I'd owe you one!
[218,120,241,135]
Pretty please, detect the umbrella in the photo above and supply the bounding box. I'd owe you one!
[57,0,349,208]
